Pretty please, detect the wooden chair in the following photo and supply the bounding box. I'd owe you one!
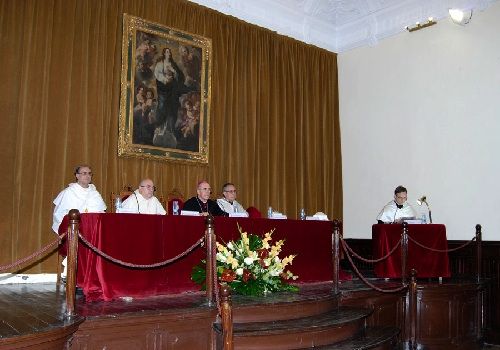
[110,185,133,212]
[166,188,185,215]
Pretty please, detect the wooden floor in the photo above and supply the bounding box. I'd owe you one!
[0,279,395,338]
[0,278,490,349]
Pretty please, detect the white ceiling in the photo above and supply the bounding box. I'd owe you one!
[188,0,497,53]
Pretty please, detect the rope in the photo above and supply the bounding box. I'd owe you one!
[0,232,67,272]
[341,238,408,293]
[408,235,476,253]
[77,232,204,269]
[341,236,402,263]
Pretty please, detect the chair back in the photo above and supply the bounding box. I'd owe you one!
[167,188,185,215]
[110,185,133,213]
[246,206,262,218]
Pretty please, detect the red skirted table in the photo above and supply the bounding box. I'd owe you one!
[372,224,451,278]
[60,214,340,301]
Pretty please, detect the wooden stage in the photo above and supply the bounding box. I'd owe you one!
[0,277,487,349]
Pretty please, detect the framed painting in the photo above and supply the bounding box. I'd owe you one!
[118,14,212,164]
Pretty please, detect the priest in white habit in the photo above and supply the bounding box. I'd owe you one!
[52,164,107,279]
[52,164,107,233]
[377,185,417,224]
[121,178,166,215]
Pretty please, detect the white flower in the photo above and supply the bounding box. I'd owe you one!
[244,257,255,265]
[236,268,243,276]
[227,242,235,250]
[216,252,227,262]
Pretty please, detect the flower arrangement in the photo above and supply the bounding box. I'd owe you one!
[192,226,299,296]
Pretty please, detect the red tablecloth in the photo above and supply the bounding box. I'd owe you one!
[372,224,451,278]
[60,214,336,301]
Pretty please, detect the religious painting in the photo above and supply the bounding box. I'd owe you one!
[118,14,212,164]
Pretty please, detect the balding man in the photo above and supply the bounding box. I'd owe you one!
[121,178,166,215]
[182,180,228,216]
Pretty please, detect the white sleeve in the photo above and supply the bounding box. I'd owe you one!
[154,197,167,215]
[121,195,139,213]
[52,190,69,233]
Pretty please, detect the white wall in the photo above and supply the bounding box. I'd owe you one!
[338,2,500,240]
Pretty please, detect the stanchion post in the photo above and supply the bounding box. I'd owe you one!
[408,269,418,350]
[205,215,216,306]
[475,224,483,341]
[401,222,409,285]
[220,284,233,350]
[65,209,80,317]
[475,224,482,283]
[332,220,340,294]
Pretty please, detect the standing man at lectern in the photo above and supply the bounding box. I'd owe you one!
[377,185,417,224]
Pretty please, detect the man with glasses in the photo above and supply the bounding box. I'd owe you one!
[377,185,417,224]
[217,183,247,215]
[52,164,107,280]
[121,178,166,215]
[183,180,228,216]
[52,164,107,233]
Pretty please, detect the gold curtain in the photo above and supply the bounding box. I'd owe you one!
[0,0,342,271]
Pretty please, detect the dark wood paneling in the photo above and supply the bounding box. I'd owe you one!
[343,238,500,344]
[448,240,500,343]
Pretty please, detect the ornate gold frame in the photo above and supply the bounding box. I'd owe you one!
[118,14,212,164]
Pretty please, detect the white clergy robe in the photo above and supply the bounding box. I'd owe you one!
[217,198,247,214]
[52,183,106,233]
[121,190,166,215]
[376,200,417,223]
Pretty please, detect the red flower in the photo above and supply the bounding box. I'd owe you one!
[259,259,268,269]
[242,269,253,282]
[220,269,236,282]
[257,248,269,259]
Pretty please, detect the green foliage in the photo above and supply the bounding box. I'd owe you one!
[191,227,298,296]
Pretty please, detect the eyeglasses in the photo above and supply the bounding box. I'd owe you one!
[224,190,237,193]
[140,185,156,191]
[199,187,211,191]
[77,172,92,176]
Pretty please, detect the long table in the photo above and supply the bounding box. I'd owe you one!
[372,224,451,278]
[60,214,335,302]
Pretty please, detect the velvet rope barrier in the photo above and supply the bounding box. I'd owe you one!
[407,234,476,253]
[77,232,204,269]
[0,232,67,272]
[340,238,408,293]
[342,236,402,263]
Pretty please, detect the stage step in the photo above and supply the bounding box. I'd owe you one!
[308,326,400,349]
[215,306,395,349]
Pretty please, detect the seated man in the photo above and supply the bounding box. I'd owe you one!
[52,164,107,233]
[183,180,228,216]
[377,185,417,223]
[217,183,248,215]
[121,178,166,214]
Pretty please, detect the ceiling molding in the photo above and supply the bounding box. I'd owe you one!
[188,0,498,53]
